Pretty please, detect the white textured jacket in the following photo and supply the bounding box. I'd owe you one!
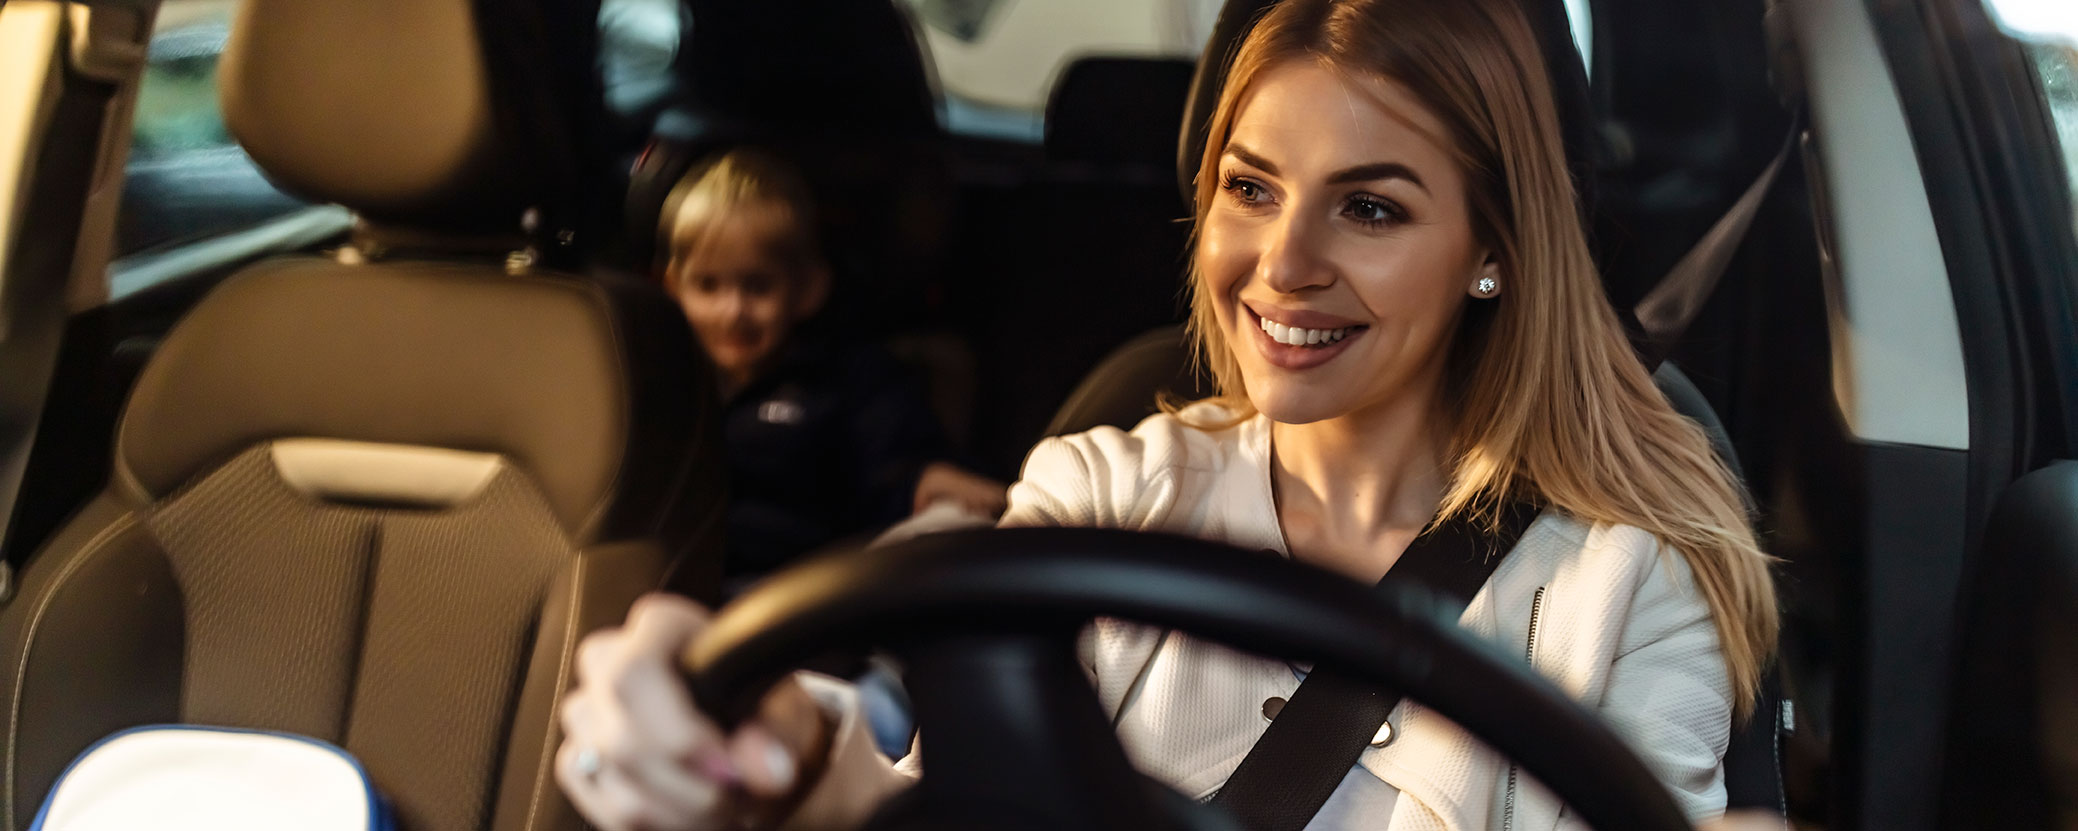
[787,409,1734,830]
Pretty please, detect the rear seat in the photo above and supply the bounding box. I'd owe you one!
[955,56,1199,473]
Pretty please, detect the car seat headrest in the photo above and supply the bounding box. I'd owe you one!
[676,0,936,137]
[218,0,567,234]
[115,260,634,535]
[1046,57,1197,166]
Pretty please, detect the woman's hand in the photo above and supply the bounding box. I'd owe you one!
[1699,810,1791,831]
[911,461,1010,518]
[556,594,831,831]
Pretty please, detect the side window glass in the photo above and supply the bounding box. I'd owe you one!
[116,0,309,259]
[1561,0,1593,80]
[1986,0,2077,241]
[2029,43,2078,239]
[899,0,1215,142]
[599,0,685,120]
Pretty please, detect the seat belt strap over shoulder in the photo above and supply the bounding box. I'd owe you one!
[1209,501,1542,831]
[1634,118,1804,369]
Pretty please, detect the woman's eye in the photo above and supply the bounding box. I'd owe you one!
[1222,174,1270,205]
[1345,195,1405,226]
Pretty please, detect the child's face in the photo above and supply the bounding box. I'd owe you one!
[667,210,824,387]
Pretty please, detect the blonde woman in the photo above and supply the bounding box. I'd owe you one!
[553,0,1780,828]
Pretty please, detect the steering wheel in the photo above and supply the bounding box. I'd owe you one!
[682,527,1697,831]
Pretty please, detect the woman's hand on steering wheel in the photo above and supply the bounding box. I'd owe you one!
[556,593,831,831]
[1699,810,1791,831]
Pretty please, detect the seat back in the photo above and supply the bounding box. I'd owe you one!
[0,264,721,831]
[0,1,724,829]
[1942,462,2078,828]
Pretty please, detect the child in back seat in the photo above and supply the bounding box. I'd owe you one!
[658,147,1007,598]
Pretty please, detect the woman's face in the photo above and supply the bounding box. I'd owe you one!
[1198,60,1497,426]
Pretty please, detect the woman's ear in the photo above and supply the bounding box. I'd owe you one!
[1469,257,1502,299]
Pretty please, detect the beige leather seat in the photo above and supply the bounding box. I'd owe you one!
[0,1,725,829]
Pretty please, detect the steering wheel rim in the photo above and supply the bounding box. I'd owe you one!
[683,527,1697,831]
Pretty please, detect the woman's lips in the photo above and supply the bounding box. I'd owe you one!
[1247,302,1364,331]
[1247,309,1366,370]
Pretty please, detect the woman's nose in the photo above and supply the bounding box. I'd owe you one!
[1254,213,1334,294]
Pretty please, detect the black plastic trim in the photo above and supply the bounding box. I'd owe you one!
[0,63,115,565]
[1837,441,1968,831]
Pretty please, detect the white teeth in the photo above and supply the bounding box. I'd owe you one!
[1258,315,1354,346]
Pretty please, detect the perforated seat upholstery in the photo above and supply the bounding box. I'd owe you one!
[0,1,723,829]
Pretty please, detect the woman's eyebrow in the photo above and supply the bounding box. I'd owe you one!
[1327,162,1428,193]
[1225,143,1280,176]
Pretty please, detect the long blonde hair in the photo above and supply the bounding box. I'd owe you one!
[1178,0,1778,717]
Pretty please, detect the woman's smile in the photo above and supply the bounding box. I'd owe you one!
[1245,305,1369,370]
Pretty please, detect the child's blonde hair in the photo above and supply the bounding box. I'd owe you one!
[659,148,823,286]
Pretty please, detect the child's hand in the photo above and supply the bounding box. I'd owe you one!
[911,462,1010,518]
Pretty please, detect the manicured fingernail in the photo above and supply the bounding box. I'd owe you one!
[764,742,796,787]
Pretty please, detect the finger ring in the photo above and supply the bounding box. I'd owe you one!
[573,746,603,780]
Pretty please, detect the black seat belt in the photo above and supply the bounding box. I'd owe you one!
[1633,118,1803,369]
[1210,501,1543,831]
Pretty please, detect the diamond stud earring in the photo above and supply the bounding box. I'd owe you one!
[1474,276,1500,297]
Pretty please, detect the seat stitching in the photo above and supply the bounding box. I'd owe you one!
[4,511,140,831]
[525,554,586,831]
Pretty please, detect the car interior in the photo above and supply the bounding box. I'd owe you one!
[0,0,2074,828]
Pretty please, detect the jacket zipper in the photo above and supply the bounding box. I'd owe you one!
[1503,587,1546,831]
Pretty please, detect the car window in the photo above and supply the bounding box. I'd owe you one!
[115,0,311,260]
[2028,42,2078,241]
[599,0,684,119]
[900,0,1216,142]
[902,0,1595,143]
[1562,0,1593,79]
